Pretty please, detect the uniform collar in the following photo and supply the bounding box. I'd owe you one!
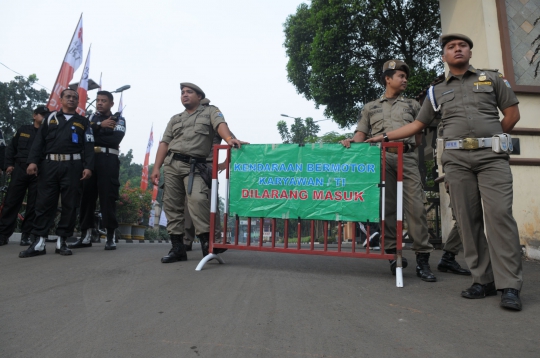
[445,65,476,83]
[379,94,405,103]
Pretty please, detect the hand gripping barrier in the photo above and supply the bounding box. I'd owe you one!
[196,143,405,288]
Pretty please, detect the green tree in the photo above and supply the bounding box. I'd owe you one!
[277,117,320,145]
[119,149,144,188]
[0,75,49,140]
[283,0,442,127]
[318,131,353,143]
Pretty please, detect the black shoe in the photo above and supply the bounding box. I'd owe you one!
[161,234,187,263]
[68,238,92,249]
[500,288,522,311]
[389,257,408,275]
[438,251,471,275]
[104,229,117,250]
[19,236,47,258]
[0,235,9,246]
[55,237,73,256]
[416,253,437,282]
[20,233,32,246]
[461,282,497,299]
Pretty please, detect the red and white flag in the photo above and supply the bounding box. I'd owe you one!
[99,72,102,91]
[141,125,154,191]
[47,15,84,111]
[76,45,91,116]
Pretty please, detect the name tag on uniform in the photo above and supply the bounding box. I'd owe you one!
[20,133,31,138]
[473,81,492,86]
[72,133,79,143]
[445,141,459,149]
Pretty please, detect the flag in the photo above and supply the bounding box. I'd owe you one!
[117,92,124,114]
[159,208,168,226]
[76,45,91,116]
[99,72,102,91]
[140,125,153,191]
[47,15,84,111]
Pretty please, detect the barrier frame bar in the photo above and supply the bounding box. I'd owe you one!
[197,143,404,288]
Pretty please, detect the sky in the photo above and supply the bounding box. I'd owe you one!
[0,0,351,168]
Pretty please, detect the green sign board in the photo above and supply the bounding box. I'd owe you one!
[229,143,381,222]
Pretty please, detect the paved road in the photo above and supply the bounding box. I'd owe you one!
[1,241,538,358]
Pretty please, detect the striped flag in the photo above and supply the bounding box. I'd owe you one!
[140,125,153,191]
[76,45,91,116]
[47,14,84,111]
[117,92,124,114]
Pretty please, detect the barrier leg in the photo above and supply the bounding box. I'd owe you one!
[395,252,404,287]
[195,254,225,271]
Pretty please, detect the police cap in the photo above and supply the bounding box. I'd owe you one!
[440,33,473,49]
[33,105,50,115]
[383,60,409,77]
[180,82,205,99]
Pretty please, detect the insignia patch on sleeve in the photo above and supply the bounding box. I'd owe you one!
[118,119,125,126]
[73,122,85,130]
[217,112,224,117]
[85,126,94,142]
[20,133,31,138]
[114,125,126,132]
[503,79,511,88]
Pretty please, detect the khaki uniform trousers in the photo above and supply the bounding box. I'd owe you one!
[442,201,471,255]
[443,149,522,290]
[384,152,433,253]
[163,159,210,236]
[183,196,222,245]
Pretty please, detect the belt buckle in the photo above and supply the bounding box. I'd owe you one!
[462,138,479,150]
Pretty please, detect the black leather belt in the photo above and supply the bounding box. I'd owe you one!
[171,153,206,164]
[386,144,416,154]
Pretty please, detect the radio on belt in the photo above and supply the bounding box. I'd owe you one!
[492,133,513,154]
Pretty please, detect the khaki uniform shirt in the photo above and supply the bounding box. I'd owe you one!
[162,104,226,158]
[417,65,519,139]
[356,95,420,145]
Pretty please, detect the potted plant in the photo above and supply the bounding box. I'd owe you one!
[116,182,151,240]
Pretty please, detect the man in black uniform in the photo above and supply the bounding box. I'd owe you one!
[19,88,94,258]
[0,106,48,246]
[69,90,125,250]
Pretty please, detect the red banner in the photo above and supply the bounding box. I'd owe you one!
[47,15,84,112]
[76,46,91,116]
[141,125,153,191]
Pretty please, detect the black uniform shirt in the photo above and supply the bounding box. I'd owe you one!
[27,111,95,171]
[89,112,126,149]
[5,124,39,167]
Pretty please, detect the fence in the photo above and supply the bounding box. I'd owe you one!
[196,143,405,287]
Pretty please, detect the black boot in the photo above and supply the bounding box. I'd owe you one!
[104,229,117,250]
[0,235,9,246]
[55,236,73,256]
[385,249,408,275]
[68,228,92,248]
[20,232,32,246]
[199,233,227,257]
[161,234,187,263]
[416,253,437,282]
[19,235,47,258]
[199,233,210,257]
[438,251,471,275]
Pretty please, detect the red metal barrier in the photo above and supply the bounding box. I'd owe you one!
[198,143,404,287]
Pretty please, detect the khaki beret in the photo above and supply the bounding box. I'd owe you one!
[383,60,409,77]
[180,82,205,99]
[440,33,473,49]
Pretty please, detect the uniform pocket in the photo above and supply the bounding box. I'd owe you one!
[402,108,414,123]
[172,122,184,138]
[19,137,30,148]
[369,114,384,135]
[439,91,456,116]
[472,85,497,112]
[194,117,211,135]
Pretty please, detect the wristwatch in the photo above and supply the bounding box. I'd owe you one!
[383,133,390,142]
[96,121,102,127]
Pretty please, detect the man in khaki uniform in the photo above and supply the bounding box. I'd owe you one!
[342,60,436,282]
[183,97,225,251]
[151,83,242,263]
[367,34,523,311]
